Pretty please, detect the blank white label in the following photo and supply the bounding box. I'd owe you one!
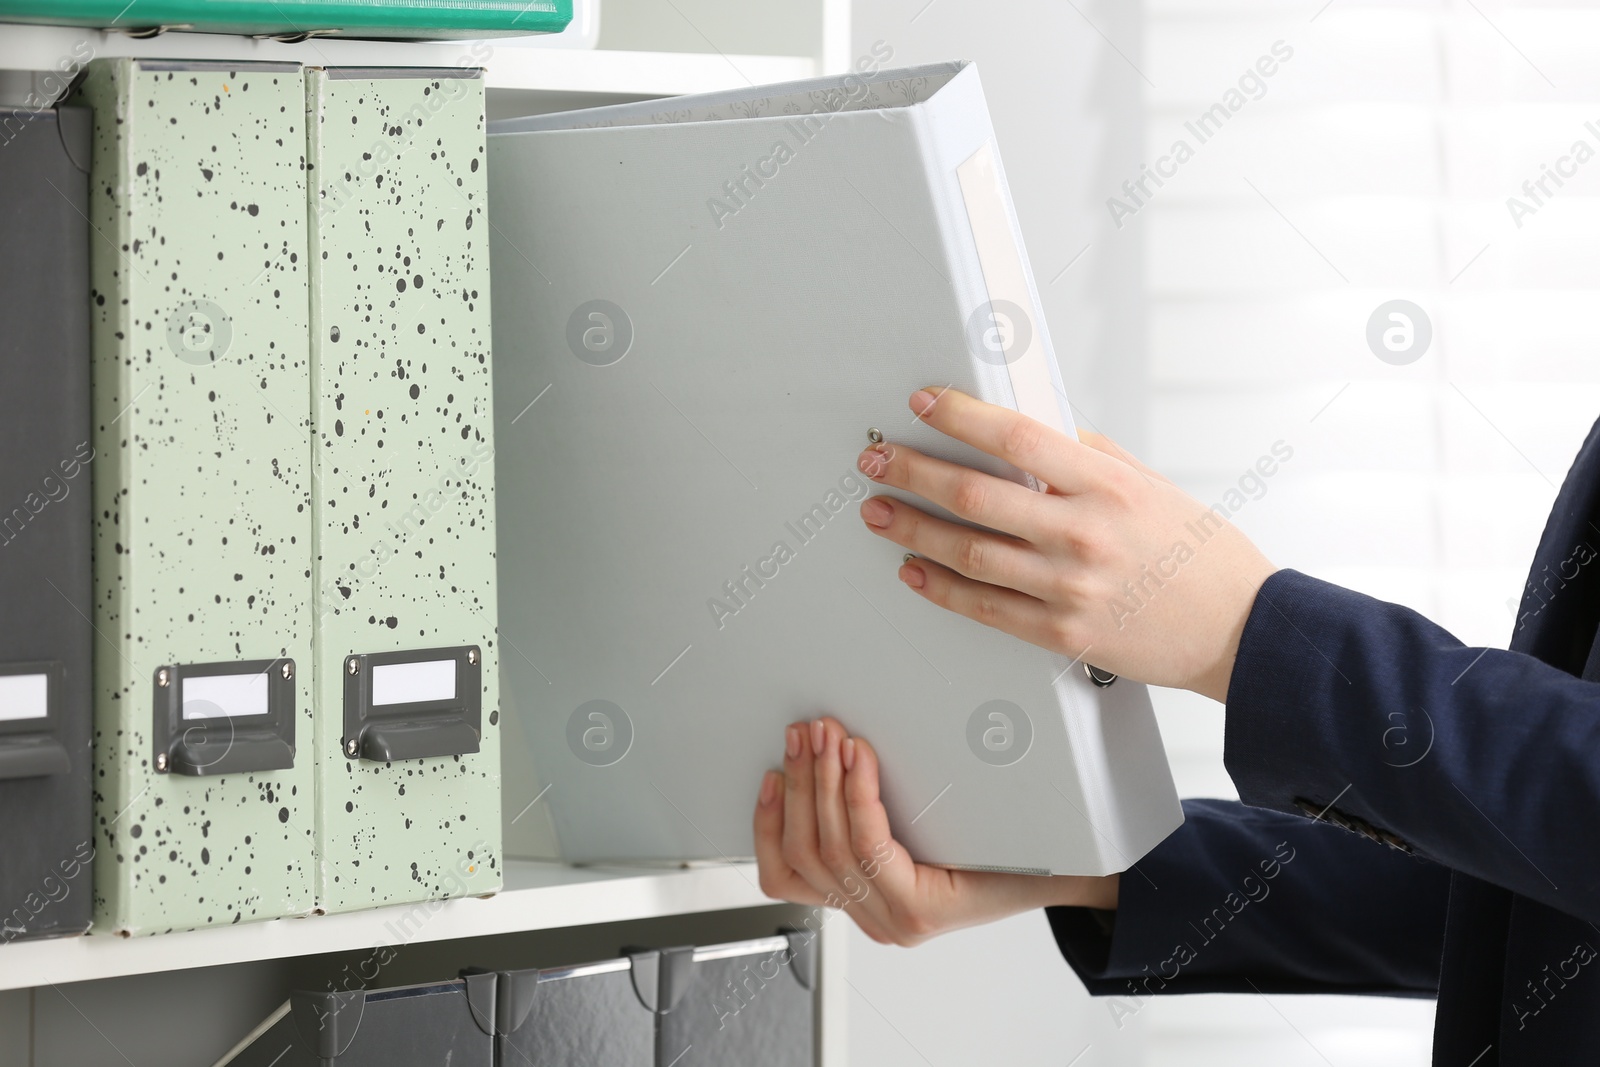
[371,659,457,706]
[182,672,269,720]
[0,673,49,721]
[955,140,1076,450]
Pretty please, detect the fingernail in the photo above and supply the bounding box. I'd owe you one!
[785,726,801,760]
[861,498,893,528]
[909,389,938,414]
[759,771,779,807]
[858,447,890,479]
[900,562,926,589]
[842,738,856,772]
[811,719,825,757]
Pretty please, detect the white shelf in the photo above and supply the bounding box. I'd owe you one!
[0,860,784,992]
[0,25,818,97]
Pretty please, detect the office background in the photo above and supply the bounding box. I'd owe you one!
[845,1,1600,1064]
[2,0,1597,1062]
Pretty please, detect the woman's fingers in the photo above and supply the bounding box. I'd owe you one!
[811,718,870,902]
[1077,430,1169,486]
[898,555,1069,653]
[779,721,840,899]
[840,737,918,904]
[808,723,936,944]
[857,441,1049,540]
[754,721,1115,946]
[888,389,1277,696]
[777,721,890,935]
[909,387,1110,493]
[859,494,1058,597]
[753,770,827,906]
[765,719,895,942]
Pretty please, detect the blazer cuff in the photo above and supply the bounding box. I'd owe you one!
[1047,797,1450,998]
[1223,568,1370,819]
[1045,799,1275,997]
[1046,799,1246,997]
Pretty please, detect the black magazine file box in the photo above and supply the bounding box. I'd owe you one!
[486,953,655,1066]
[214,973,496,1066]
[643,931,816,1067]
[0,104,94,944]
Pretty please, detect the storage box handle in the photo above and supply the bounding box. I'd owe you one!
[151,658,296,776]
[341,645,482,763]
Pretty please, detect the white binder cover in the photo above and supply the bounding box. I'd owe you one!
[488,61,1182,875]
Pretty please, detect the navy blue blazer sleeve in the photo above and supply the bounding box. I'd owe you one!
[1224,568,1600,923]
[1052,563,1600,996]
[1048,798,1450,996]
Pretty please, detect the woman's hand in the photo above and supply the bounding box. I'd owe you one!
[753,717,1117,945]
[859,387,1277,702]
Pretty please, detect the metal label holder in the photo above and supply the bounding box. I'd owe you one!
[341,645,482,763]
[151,658,296,776]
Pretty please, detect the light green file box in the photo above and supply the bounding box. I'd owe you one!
[305,67,501,913]
[74,59,317,935]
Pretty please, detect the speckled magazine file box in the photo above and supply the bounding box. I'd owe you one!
[305,67,501,914]
[0,106,95,943]
[488,61,1183,875]
[73,59,317,935]
[211,974,496,1067]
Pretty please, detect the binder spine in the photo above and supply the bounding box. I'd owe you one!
[903,96,1026,435]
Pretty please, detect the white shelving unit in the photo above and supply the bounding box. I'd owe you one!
[0,4,851,1064]
[0,861,846,996]
[0,861,848,1065]
[0,864,846,1065]
[0,25,820,100]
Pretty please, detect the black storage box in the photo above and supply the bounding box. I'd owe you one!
[645,931,816,1067]
[0,104,94,945]
[214,974,496,1066]
[488,954,656,1066]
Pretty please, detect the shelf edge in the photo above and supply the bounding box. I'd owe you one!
[0,860,778,991]
[0,26,817,98]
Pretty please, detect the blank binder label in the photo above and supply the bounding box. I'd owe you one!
[182,672,269,720]
[0,673,48,721]
[956,140,1072,443]
[371,659,457,706]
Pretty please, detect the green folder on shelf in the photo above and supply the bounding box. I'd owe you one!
[0,0,570,39]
